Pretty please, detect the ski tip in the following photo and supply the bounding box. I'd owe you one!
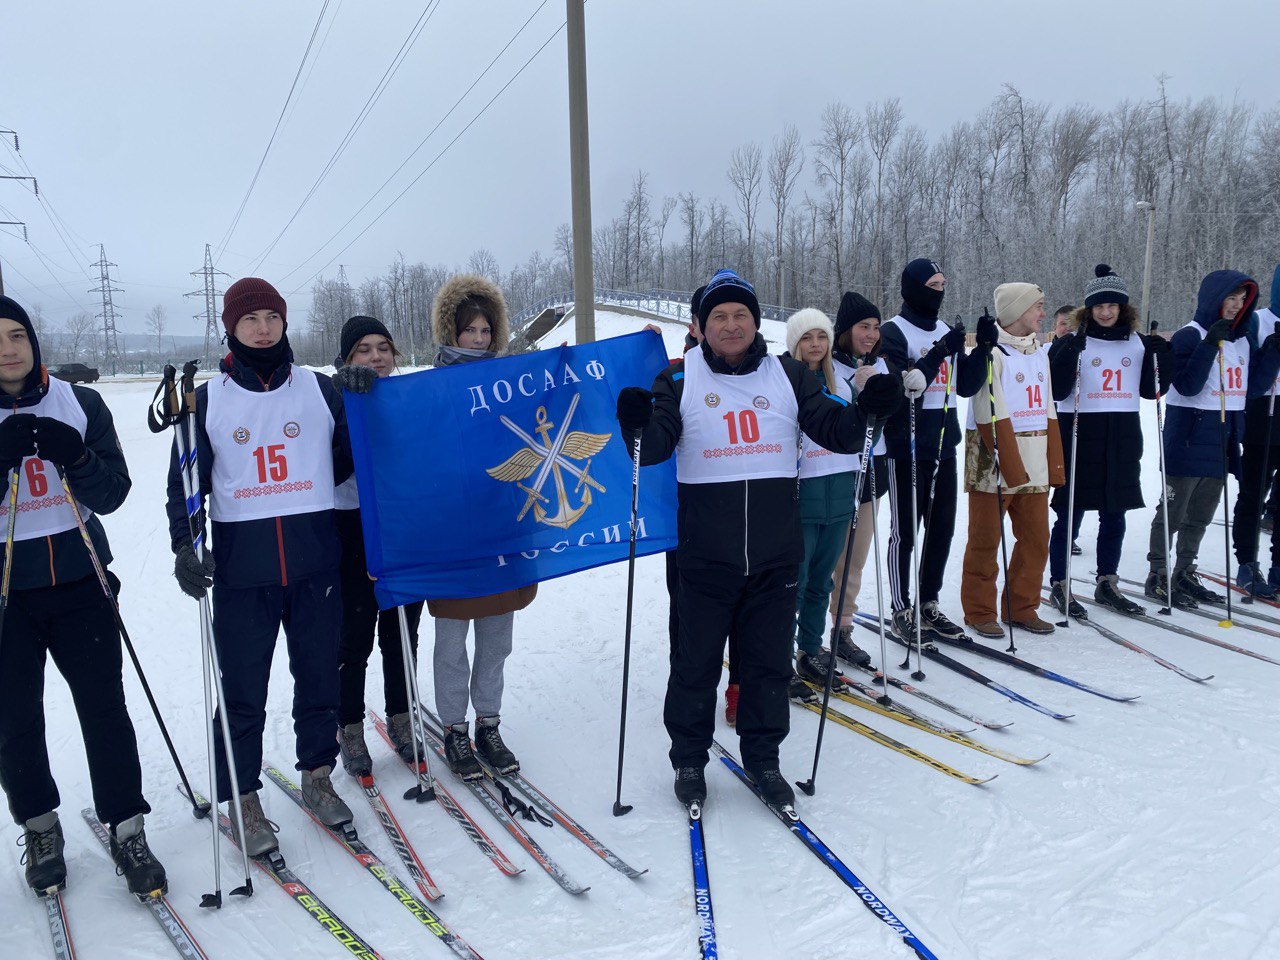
[1054,713,1076,721]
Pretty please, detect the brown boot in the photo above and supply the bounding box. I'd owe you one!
[968,621,1004,639]
[1009,616,1055,635]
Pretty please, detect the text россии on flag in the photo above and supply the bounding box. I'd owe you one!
[344,331,677,608]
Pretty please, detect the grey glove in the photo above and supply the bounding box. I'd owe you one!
[174,544,215,600]
[902,368,928,400]
[332,364,378,394]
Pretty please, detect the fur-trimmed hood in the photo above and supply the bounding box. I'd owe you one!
[432,273,510,354]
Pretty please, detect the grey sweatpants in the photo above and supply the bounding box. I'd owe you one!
[1147,475,1226,574]
[432,612,515,727]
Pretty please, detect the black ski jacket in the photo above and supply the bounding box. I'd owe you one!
[164,353,353,589]
[2,372,129,591]
[637,336,875,575]
[879,305,959,461]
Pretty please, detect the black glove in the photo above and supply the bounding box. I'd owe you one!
[1142,333,1172,360]
[332,364,378,394]
[1205,318,1233,346]
[1059,323,1087,357]
[174,543,215,600]
[0,413,37,474]
[33,417,87,468]
[976,311,999,349]
[856,372,903,420]
[616,387,654,434]
[926,323,966,364]
[1262,328,1280,355]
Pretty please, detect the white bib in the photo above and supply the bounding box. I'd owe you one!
[883,315,952,410]
[967,345,1049,432]
[1258,307,1280,398]
[0,376,90,541]
[796,356,888,475]
[676,350,800,484]
[205,365,337,522]
[1056,336,1144,414]
[1166,324,1249,412]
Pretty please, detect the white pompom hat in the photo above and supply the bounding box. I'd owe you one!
[785,308,834,357]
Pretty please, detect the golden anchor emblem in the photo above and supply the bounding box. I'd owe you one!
[486,394,611,531]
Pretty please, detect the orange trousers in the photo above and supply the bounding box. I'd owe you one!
[960,490,1049,625]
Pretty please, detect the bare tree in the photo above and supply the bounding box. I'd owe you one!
[812,101,861,290]
[727,142,763,277]
[145,304,167,355]
[64,312,97,363]
[655,196,677,287]
[768,126,805,304]
[467,249,501,281]
[865,97,904,299]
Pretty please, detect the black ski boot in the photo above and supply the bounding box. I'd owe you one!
[474,716,519,775]
[1174,568,1225,606]
[21,812,66,896]
[387,712,425,764]
[787,672,818,702]
[674,766,707,807]
[1094,575,1145,616]
[747,767,795,810]
[1145,570,1197,610]
[1049,581,1088,620]
[920,602,966,640]
[109,814,168,900]
[795,650,848,691]
[444,723,483,782]
[338,722,373,777]
[831,625,872,668]
[1237,562,1277,600]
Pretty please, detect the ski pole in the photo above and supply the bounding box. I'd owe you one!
[1149,322,1175,615]
[0,462,22,648]
[1217,346,1234,629]
[867,449,894,697]
[901,398,924,676]
[51,462,207,820]
[796,420,877,797]
[161,361,254,904]
[985,350,1017,654]
[905,333,960,677]
[612,431,643,817]
[1057,328,1086,628]
[397,604,435,803]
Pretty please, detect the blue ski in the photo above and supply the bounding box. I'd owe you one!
[712,742,941,960]
[687,801,718,960]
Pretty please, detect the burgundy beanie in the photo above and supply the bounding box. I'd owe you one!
[222,277,287,334]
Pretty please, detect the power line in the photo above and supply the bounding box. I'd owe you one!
[213,0,334,264]
[2,137,95,279]
[280,1,556,290]
[247,0,444,273]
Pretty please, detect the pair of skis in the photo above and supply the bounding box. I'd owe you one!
[33,812,210,960]
[687,742,941,960]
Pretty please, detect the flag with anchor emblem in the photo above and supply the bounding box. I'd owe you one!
[344,331,678,607]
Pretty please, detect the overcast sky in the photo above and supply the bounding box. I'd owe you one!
[2,0,1277,335]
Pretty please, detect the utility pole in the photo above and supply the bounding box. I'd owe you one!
[89,244,122,374]
[0,221,29,298]
[186,243,230,361]
[565,0,595,343]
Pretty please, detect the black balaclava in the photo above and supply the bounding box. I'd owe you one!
[228,331,293,379]
[901,257,944,320]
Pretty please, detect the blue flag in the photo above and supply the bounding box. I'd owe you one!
[344,331,678,609]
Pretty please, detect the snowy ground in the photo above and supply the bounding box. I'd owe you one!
[5,371,1280,960]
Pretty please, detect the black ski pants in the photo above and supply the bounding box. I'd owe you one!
[0,575,149,827]
[1233,443,1280,568]
[211,570,341,802]
[665,565,796,772]
[886,455,957,612]
[666,550,739,682]
[336,509,422,726]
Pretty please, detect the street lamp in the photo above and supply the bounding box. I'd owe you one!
[1135,200,1156,329]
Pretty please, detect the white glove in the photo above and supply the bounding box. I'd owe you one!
[853,365,876,391]
[902,368,928,399]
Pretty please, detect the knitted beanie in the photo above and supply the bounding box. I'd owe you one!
[785,308,834,357]
[834,291,881,345]
[339,315,393,363]
[994,282,1044,327]
[697,269,761,328]
[222,277,288,334]
[1083,264,1129,308]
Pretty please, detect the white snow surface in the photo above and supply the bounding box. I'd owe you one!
[534,309,791,359]
[5,375,1280,960]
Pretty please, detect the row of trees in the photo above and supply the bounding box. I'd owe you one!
[294,81,1280,365]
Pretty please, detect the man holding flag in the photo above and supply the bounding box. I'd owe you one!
[616,270,904,810]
